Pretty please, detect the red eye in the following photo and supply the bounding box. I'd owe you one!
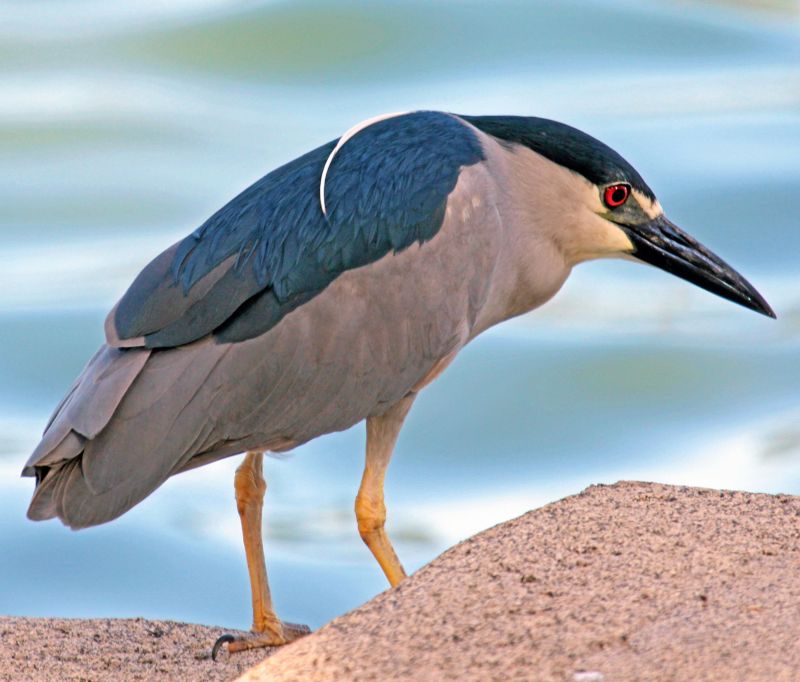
[603,184,630,208]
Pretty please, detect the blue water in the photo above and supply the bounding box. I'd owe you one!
[1,0,799,631]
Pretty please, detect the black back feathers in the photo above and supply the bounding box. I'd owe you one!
[112,111,485,348]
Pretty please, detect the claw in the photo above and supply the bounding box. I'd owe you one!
[211,634,236,662]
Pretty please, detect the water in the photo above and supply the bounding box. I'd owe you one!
[1,0,799,631]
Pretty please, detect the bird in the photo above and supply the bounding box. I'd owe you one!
[22,110,775,657]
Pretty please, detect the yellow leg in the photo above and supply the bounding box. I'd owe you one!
[356,393,415,587]
[213,451,308,659]
[235,451,279,636]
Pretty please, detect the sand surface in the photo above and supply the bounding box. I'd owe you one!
[0,617,272,682]
[242,482,800,682]
[3,482,799,681]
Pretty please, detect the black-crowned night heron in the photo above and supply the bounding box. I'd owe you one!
[23,111,774,656]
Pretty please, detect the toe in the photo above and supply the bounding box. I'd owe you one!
[212,621,311,659]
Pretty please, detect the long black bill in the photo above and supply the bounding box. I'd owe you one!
[622,215,776,318]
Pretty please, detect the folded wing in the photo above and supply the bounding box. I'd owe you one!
[110,111,485,348]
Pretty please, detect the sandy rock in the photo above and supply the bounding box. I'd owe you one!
[240,481,800,682]
[0,617,272,682]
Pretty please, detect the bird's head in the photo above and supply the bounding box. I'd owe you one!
[462,115,775,318]
[584,174,775,319]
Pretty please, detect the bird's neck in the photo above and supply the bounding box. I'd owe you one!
[469,140,575,336]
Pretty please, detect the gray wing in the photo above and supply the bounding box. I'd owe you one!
[23,112,495,529]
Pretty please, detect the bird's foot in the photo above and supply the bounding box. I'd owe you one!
[211,621,311,660]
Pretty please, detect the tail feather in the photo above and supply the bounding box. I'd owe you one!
[80,340,228,496]
[25,459,74,521]
[23,339,235,529]
[22,430,85,477]
[24,346,150,476]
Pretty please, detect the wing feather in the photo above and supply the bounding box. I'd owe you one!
[108,111,484,349]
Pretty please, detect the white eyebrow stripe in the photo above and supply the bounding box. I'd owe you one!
[319,111,411,217]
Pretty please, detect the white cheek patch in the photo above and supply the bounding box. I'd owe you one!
[575,217,635,263]
[603,222,635,253]
[580,219,634,260]
[563,215,635,265]
[319,111,411,216]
